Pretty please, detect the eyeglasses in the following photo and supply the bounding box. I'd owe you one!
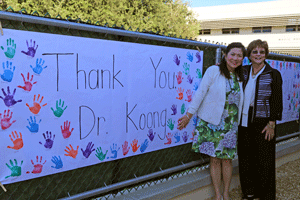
[251,50,266,55]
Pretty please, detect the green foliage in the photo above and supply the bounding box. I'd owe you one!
[1,0,200,38]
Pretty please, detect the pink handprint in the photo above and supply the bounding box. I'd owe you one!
[26,94,47,114]
[185,89,193,102]
[61,120,74,139]
[176,87,184,100]
[131,139,140,153]
[164,133,173,145]
[18,72,37,92]
[31,156,46,174]
[0,109,16,130]
[176,71,183,84]
[122,141,130,156]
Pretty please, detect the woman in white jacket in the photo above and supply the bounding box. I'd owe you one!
[178,42,246,200]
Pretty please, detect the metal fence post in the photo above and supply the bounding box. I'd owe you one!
[215,47,222,65]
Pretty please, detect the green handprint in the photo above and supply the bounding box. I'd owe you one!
[1,38,16,59]
[181,103,186,114]
[183,63,190,75]
[167,118,175,130]
[196,68,202,79]
[5,159,23,179]
[51,99,67,117]
[95,147,108,161]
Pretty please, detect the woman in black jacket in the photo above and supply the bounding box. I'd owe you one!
[238,39,283,200]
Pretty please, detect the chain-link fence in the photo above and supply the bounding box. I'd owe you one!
[0,9,299,200]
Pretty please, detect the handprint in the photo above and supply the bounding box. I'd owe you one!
[183,63,190,75]
[26,94,47,114]
[51,156,63,169]
[181,103,186,114]
[187,52,193,62]
[61,120,74,139]
[26,116,41,133]
[147,129,156,141]
[193,117,197,126]
[1,38,16,59]
[176,87,184,100]
[131,139,140,153]
[30,58,47,75]
[31,156,46,174]
[5,159,23,179]
[186,75,193,84]
[81,142,95,158]
[7,131,23,150]
[18,72,37,91]
[176,71,184,84]
[182,131,189,142]
[185,89,193,102]
[95,147,108,161]
[110,143,120,159]
[51,99,67,117]
[196,69,202,79]
[167,118,175,130]
[0,86,22,107]
[174,132,180,143]
[21,39,38,57]
[193,82,199,91]
[39,131,55,149]
[122,141,130,156]
[173,54,180,66]
[171,104,177,115]
[164,133,173,144]
[1,61,15,82]
[64,144,79,159]
[0,109,16,130]
[140,139,149,153]
[195,52,201,63]
[190,130,196,140]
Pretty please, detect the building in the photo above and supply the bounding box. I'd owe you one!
[191,0,300,56]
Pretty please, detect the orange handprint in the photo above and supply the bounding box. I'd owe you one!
[64,144,79,159]
[26,94,47,114]
[176,87,184,100]
[131,139,140,153]
[7,131,23,150]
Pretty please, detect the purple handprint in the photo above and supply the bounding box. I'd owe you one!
[147,129,156,141]
[0,86,22,107]
[196,52,201,63]
[81,142,95,158]
[173,54,180,66]
[171,104,177,115]
[187,75,193,84]
[21,40,38,57]
[182,131,189,142]
[39,131,55,149]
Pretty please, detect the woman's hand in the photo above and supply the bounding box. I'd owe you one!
[177,113,193,130]
[262,121,275,141]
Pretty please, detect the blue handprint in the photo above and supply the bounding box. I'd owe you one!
[26,116,41,133]
[81,142,95,158]
[193,82,199,91]
[21,39,38,57]
[140,139,149,153]
[1,61,15,82]
[39,131,55,149]
[110,143,120,159]
[193,117,198,126]
[196,52,201,63]
[30,58,47,75]
[187,52,193,62]
[174,132,180,143]
[0,86,22,107]
[1,38,16,59]
[171,104,177,115]
[51,156,63,169]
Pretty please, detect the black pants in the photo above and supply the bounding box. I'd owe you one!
[238,115,276,199]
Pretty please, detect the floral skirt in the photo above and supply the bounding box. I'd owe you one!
[192,117,238,159]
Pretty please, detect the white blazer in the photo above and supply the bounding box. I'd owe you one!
[188,65,244,125]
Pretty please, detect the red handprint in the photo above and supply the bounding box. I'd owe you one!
[31,156,46,174]
[164,133,173,145]
[190,130,196,140]
[7,131,23,150]
[122,141,130,156]
[64,144,79,159]
[176,71,183,84]
[176,87,184,100]
[18,72,37,92]
[0,109,16,130]
[185,89,193,102]
[131,139,140,153]
[61,120,74,139]
[26,94,47,114]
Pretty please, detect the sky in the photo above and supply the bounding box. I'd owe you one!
[188,0,279,7]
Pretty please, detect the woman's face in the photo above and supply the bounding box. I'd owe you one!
[249,46,266,65]
[225,48,244,72]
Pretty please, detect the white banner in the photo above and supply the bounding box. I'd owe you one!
[0,29,203,184]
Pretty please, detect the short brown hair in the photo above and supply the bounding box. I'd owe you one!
[246,39,269,58]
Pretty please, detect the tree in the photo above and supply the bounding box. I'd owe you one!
[1,0,200,38]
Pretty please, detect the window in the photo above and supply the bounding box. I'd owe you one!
[222,28,239,34]
[252,26,272,33]
[286,25,297,32]
[252,27,261,33]
[199,29,211,35]
[262,26,272,33]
